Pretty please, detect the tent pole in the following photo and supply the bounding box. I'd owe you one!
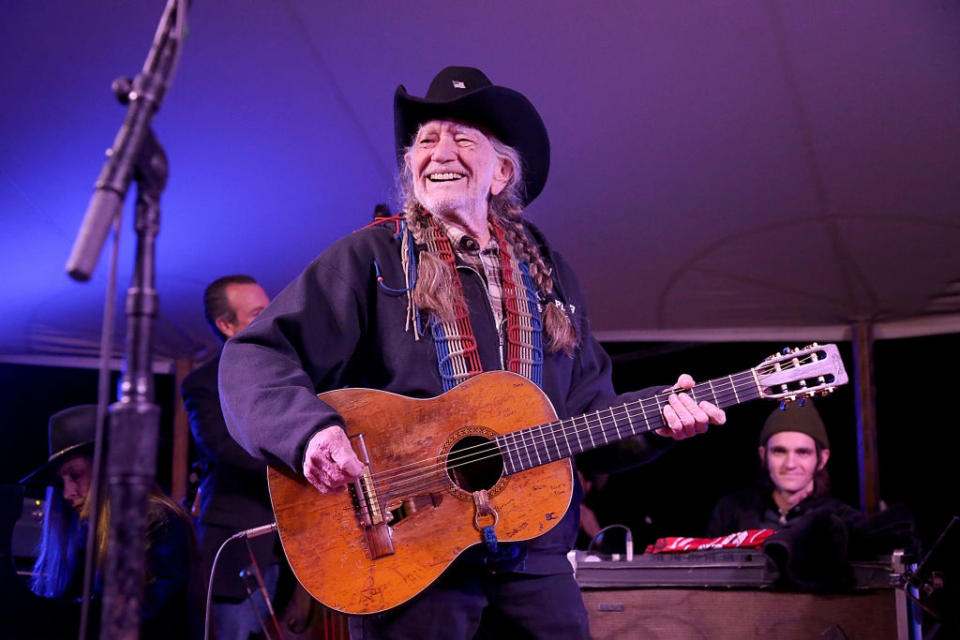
[171,356,194,503]
[852,320,881,514]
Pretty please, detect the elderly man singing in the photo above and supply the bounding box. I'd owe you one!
[220,66,725,640]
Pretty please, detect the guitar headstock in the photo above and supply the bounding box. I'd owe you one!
[753,343,848,403]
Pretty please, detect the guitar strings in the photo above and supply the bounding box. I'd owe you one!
[307,377,753,520]
[370,376,763,501]
[378,382,751,500]
[307,352,829,518]
[297,381,755,520]
[374,352,828,499]
[370,369,761,488]
[368,358,816,492]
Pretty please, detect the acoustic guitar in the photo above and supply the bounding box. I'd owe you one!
[267,343,847,615]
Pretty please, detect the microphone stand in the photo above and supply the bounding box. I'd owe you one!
[98,127,166,640]
[63,1,189,639]
[895,516,959,635]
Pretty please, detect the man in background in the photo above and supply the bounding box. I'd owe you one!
[707,402,859,536]
[181,275,279,640]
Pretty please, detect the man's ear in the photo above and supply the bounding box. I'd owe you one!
[818,448,831,471]
[757,445,766,465]
[489,157,513,196]
[215,316,236,339]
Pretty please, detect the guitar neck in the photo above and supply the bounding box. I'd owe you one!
[496,369,762,476]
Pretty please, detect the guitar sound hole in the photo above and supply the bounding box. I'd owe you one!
[447,435,503,492]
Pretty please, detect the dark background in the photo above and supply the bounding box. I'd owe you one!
[1,366,178,497]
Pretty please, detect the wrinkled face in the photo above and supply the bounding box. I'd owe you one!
[58,455,93,515]
[218,283,269,339]
[760,431,829,495]
[405,120,511,222]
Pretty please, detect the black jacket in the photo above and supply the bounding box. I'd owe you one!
[220,218,671,574]
[182,354,279,600]
[706,486,863,538]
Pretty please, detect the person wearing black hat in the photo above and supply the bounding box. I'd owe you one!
[21,405,202,639]
[706,402,860,537]
[219,66,725,639]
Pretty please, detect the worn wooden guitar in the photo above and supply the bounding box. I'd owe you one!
[267,343,848,614]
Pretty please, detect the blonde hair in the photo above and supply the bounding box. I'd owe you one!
[399,130,577,355]
[32,455,194,598]
[80,487,189,572]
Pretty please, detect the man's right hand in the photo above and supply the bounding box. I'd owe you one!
[303,427,364,494]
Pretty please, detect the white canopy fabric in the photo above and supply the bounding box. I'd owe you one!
[2,1,959,365]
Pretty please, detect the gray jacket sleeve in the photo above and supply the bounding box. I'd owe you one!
[218,254,362,473]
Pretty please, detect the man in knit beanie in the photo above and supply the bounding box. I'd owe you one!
[706,402,859,536]
[758,402,830,515]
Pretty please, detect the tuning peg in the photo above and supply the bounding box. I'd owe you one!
[797,397,806,407]
[781,347,791,355]
[778,400,788,411]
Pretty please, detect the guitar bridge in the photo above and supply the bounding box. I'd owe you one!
[349,433,395,559]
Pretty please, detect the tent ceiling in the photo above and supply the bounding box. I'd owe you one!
[2,1,959,363]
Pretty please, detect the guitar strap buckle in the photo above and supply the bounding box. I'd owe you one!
[472,490,500,552]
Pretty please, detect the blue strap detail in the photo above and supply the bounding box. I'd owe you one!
[482,542,526,570]
[517,262,544,388]
[482,525,499,553]
[431,320,459,392]
[375,222,420,295]
[373,260,416,293]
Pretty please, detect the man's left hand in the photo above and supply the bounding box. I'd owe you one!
[656,374,726,440]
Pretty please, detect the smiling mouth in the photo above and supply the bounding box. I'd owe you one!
[427,172,466,182]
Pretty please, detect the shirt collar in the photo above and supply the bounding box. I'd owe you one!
[436,219,498,256]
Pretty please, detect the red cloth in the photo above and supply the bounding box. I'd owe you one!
[644,529,774,554]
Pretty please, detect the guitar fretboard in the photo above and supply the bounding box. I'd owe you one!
[495,369,761,475]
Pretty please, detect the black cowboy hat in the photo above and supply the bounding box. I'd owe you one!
[20,405,98,485]
[394,66,550,206]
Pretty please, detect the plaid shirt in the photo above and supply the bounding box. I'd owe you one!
[441,223,505,330]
